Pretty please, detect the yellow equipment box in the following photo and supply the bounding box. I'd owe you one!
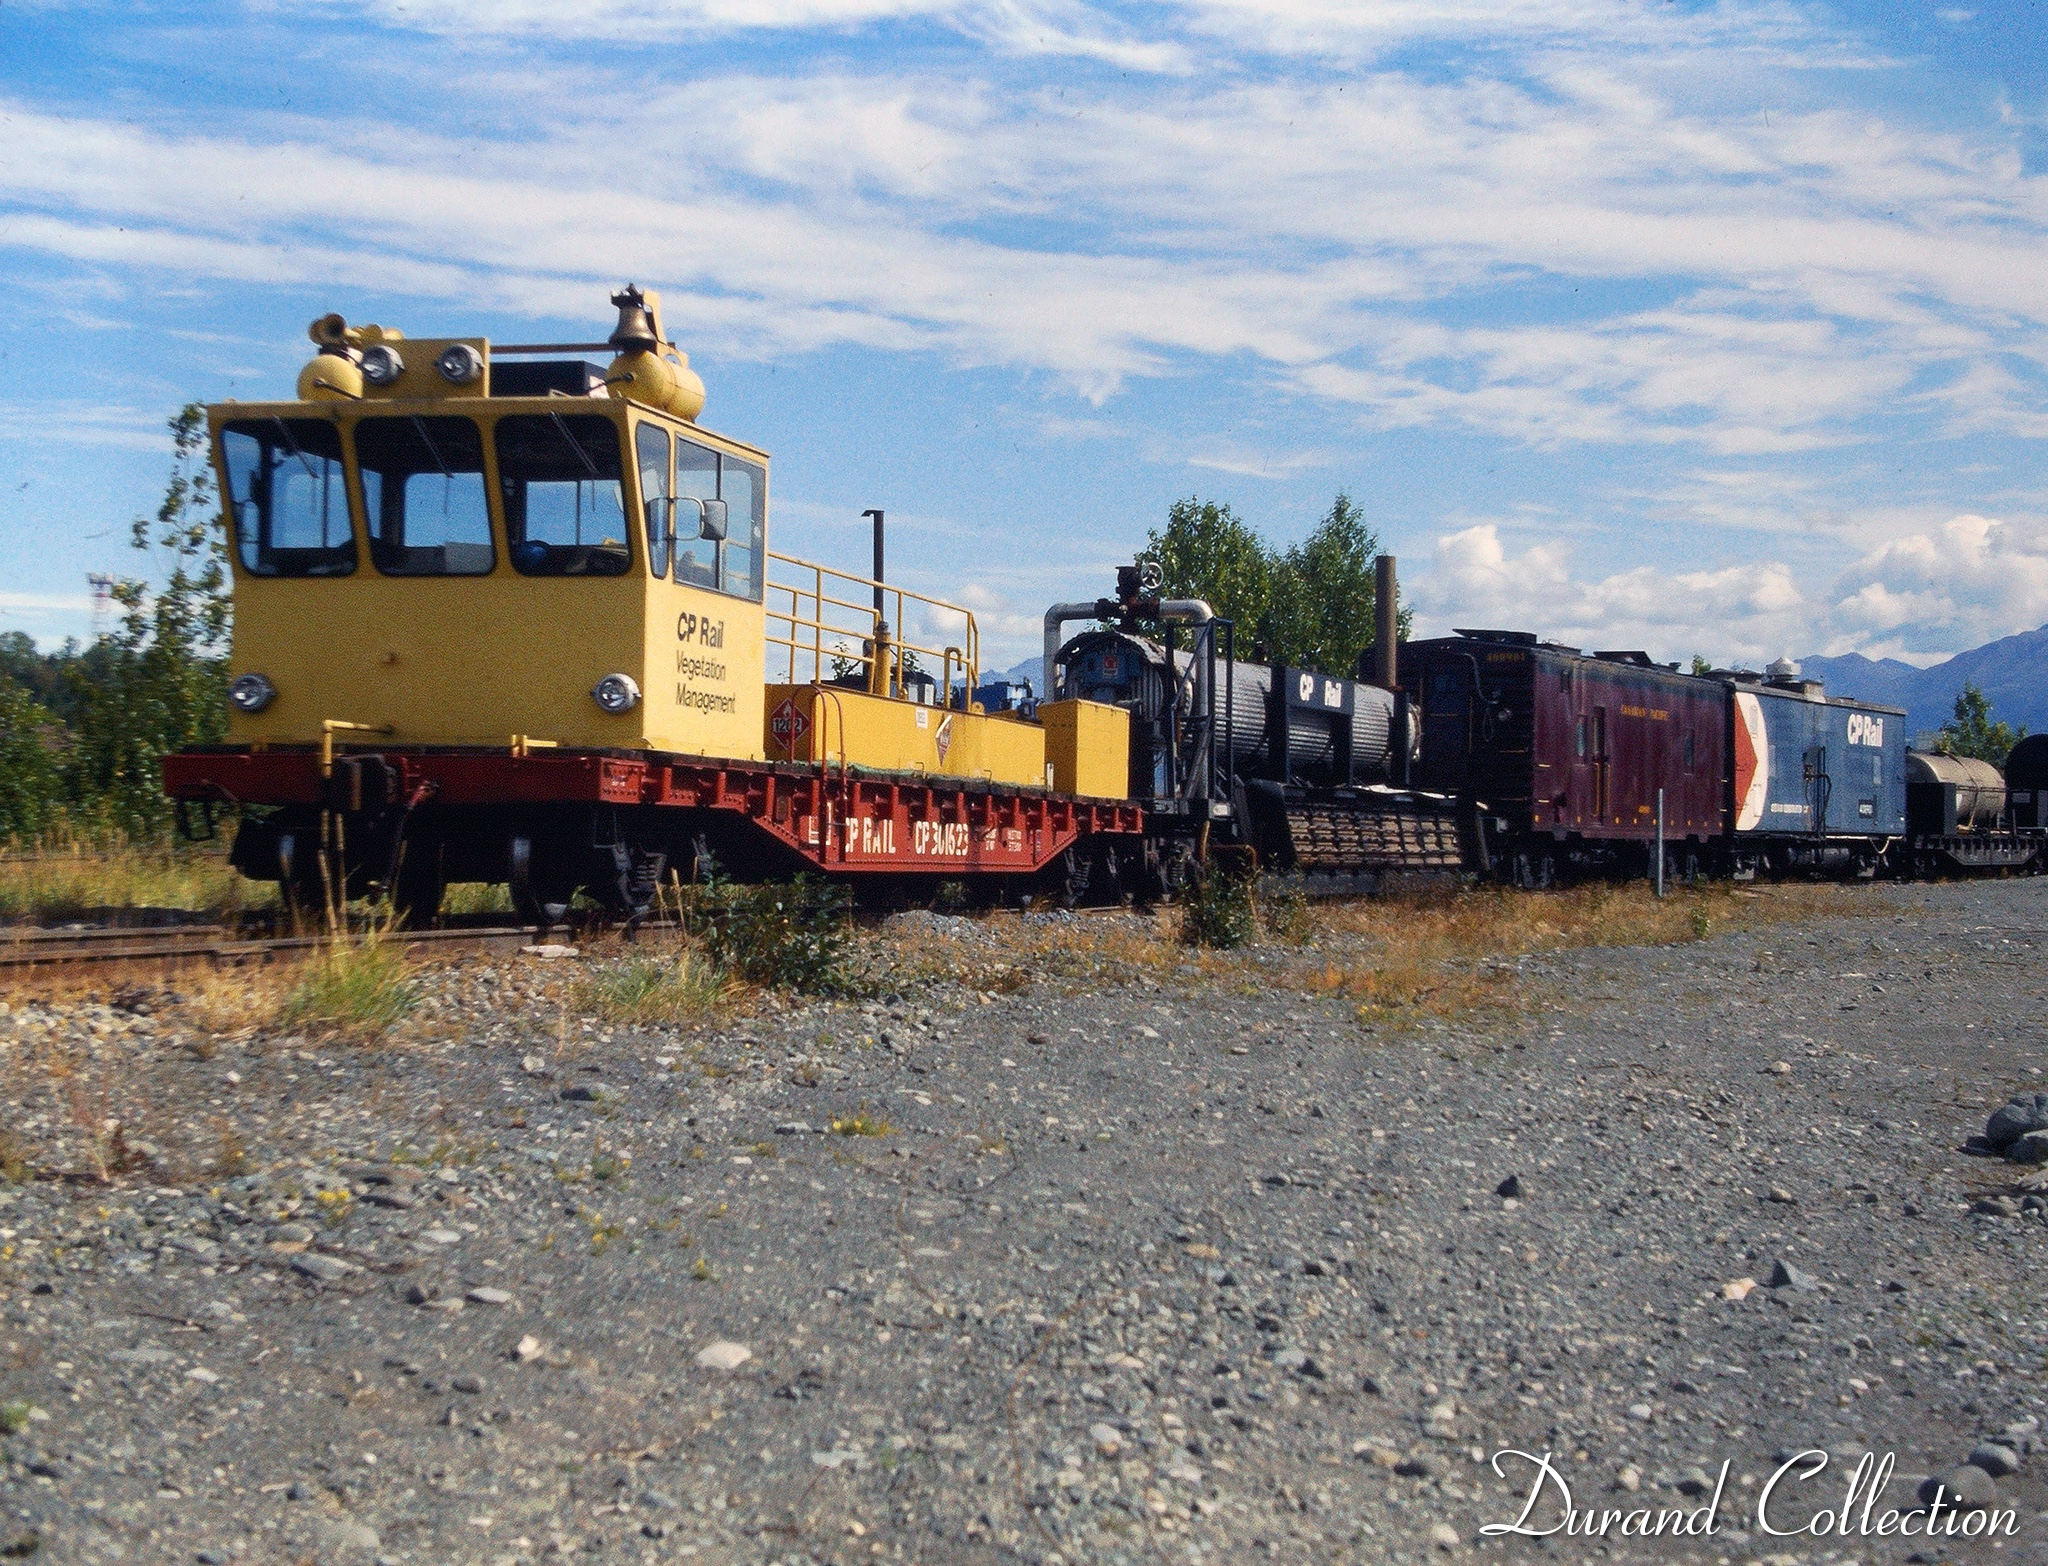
[764,684,1051,788]
[1038,699,1130,798]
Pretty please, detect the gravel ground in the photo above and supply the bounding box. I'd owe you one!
[3,878,2047,1566]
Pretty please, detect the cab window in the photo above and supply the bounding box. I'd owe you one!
[355,416,494,576]
[673,441,719,589]
[636,423,670,579]
[720,458,766,603]
[220,419,356,577]
[495,414,630,577]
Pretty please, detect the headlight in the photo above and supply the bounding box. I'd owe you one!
[229,673,276,713]
[436,343,484,385]
[591,673,641,714]
[360,343,405,387]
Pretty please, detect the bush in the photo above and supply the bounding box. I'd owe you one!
[579,950,731,1024]
[691,875,854,993]
[1180,862,1257,949]
[1259,882,1317,945]
[279,933,419,1038]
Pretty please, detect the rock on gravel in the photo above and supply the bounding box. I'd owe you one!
[694,1340,752,1370]
[289,1253,355,1282]
[1766,1258,1818,1291]
[1920,1464,2001,1511]
[2005,1128,2048,1164]
[1968,1442,2022,1477]
[1986,1092,2048,1147]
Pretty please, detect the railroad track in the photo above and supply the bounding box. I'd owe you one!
[0,921,546,972]
[0,896,1162,974]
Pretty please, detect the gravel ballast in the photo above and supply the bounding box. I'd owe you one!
[2,878,2046,1563]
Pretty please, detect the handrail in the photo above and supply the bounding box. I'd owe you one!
[765,550,979,699]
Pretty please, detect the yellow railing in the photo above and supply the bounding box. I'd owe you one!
[766,551,979,701]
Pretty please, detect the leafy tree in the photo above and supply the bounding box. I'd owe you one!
[1938,681,2025,766]
[1143,498,1273,643]
[1140,492,1407,673]
[1690,654,1713,676]
[65,404,232,837]
[0,674,62,842]
[1263,491,1409,673]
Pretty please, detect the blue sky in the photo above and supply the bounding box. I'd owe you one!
[3,0,2047,673]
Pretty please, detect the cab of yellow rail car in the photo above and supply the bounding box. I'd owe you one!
[209,286,1126,803]
[211,289,768,760]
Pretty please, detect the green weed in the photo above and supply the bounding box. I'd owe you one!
[277,932,419,1039]
[1180,863,1257,949]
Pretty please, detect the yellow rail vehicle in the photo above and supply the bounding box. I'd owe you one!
[166,289,1140,921]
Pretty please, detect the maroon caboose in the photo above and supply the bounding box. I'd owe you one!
[1399,630,1728,884]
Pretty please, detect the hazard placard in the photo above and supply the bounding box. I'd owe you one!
[769,697,809,752]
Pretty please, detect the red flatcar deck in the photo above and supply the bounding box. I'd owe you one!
[162,746,1144,878]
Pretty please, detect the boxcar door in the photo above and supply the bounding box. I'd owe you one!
[1805,741,1830,835]
[1422,658,1473,790]
[1592,704,1611,823]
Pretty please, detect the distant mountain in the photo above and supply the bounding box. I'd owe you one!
[1798,625,2048,741]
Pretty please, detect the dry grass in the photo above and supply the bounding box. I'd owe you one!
[1297,879,1882,1024]
[0,842,274,925]
[575,944,736,1026]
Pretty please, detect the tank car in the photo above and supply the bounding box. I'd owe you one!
[1044,563,1471,884]
[1904,748,2040,874]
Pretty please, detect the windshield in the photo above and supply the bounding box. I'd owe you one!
[354,416,494,576]
[494,414,631,577]
[220,419,356,577]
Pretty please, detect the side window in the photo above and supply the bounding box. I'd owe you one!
[220,419,355,577]
[673,441,719,588]
[636,423,670,579]
[1683,731,1695,771]
[720,458,766,603]
[494,414,630,577]
[1574,715,1587,759]
[354,416,493,576]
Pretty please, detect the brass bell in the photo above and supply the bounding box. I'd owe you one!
[608,285,662,352]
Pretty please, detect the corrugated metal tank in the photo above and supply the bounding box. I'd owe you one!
[1207,657,1398,784]
[1907,751,2006,831]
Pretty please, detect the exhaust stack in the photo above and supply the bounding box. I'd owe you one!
[1375,554,1398,688]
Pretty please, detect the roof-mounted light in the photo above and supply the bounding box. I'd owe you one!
[360,343,405,387]
[436,343,484,385]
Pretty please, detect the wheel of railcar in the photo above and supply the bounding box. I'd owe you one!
[390,839,447,930]
[508,834,576,936]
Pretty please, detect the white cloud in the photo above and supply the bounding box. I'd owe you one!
[1417,512,2048,667]
[4,6,2047,448]
[1827,514,2048,656]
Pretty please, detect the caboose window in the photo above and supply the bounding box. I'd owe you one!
[721,458,766,603]
[220,419,356,577]
[354,416,494,576]
[495,415,631,577]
